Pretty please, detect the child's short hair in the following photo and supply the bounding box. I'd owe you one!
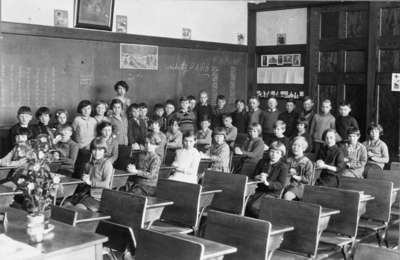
[16,127,31,137]
[110,98,124,110]
[114,80,129,92]
[296,117,309,129]
[217,94,226,101]
[322,128,338,141]
[168,119,179,127]
[235,99,245,105]
[248,96,259,102]
[200,116,211,123]
[97,121,113,135]
[17,106,32,115]
[248,123,262,136]
[55,109,68,119]
[286,98,295,104]
[274,120,286,131]
[347,127,360,136]
[339,101,351,108]
[60,123,73,132]
[199,90,208,96]
[183,130,196,139]
[165,99,176,107]
[222,113,232,120]
[269,141,286,156]
[268,97,277,103]
[179,96,188,102]
[292,136,308,151]
[77,100,92,114]
[154,103,164,111]
[139,102,148,109]
[149,120,160,127]
[367,122,383,136]
[35,107,50,119]
[322,99,331,106]
[188,95,196,101]
[90,137,108,152]
[213,127,226,137]
[94,100,108,110]
[302,96,313,103]
[128,103,140,111]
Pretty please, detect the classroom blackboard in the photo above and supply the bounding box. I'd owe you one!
[0,31,247,126]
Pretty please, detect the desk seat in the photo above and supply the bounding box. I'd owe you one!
[358,219,387,231]
[391,207,400,216]
[319,232,353,247]
[271,249,310,260]
[150,220,193,234]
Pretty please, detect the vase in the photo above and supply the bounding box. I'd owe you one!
[26,213,45,243]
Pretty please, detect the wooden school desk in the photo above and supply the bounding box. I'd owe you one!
[64,205,111,232]
[0,184,22,208]
[244,179,262,205]
[199,185,222,217]
[3,207,107,260]
[268,224,295,259]
[55,174,84,206]
[144,196,174,228]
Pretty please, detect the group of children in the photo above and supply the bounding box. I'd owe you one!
[0,80,390,213]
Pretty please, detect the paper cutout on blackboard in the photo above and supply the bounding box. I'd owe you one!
[120,43,158,70]
[391,73,400,92]
[257,67,304,84]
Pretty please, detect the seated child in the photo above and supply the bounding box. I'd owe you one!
[0,127,31,168]
[278,99,299,137]
[70,137,113,212]
[127,134,162,196]
[166,119,183,149]
[342,127,367,178]
[231,99,249,134]
[283,136,314,200]
[246,141,289,217]
[32,107,54,140]
[164,100,177,129]
[148,120,167,161]
[127,103,147,148]
[52,109,69,139]
[363,122,389,176]
[53,124,79,176]
[97,121,119,164]
[93,100,110,124]
[222,114,237,148]
[209,128,230,173]
[291,117,312,153]
[109,99,129,145]
[336,102,359,142]
[9,106,34,146]
[234,123,265,176]
[268,120,290,149]
[196,117,212,154]
[316,129,346,187]
[152,103,167,132]
[169,131,201,184]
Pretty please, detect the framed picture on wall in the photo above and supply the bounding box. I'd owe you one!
[75,0,115,31]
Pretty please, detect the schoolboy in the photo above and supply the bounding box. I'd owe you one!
[53,124,79,176]
[188,95,197,112]
[342,127,367,178]
[148,120,167,161]
[213,94,229,128]
[269,120,290,148]
[209,128,230,173]
[336,102,359,142]
[175,96,196,133]
[247,96,264,126]
[138,102,149,127]
[32,107,54,139]
[196,117,212,154]
[262,97,280,145]
[152,103,167,132]
[127,103,147,148]
[299,96,315,132]
[278,99,299,137]
[309,99,336,155]
[9,106,33,146]
[231,99,249,134]
[196,90,213,129]
[164,100,177,129]
[0,127,31,167]
[222,114,237,148]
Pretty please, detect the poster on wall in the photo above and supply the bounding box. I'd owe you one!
[120,43,159,70]
[261,54,301,67]
[391,73,400,91]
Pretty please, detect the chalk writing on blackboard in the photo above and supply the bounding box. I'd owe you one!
[229,66,237,104]
[211,66,219,103]
[120,43,158,70]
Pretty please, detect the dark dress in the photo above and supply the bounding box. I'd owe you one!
[278,111,299,137]
[231,110,249,134]
[316,144,346,187]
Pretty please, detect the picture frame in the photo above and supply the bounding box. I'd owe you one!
[261,55,268,67]
[75,0,115,31]
[293,54,301,66]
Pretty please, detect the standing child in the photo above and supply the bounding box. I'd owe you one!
[188,95,197,113]
[299,96,315,132]
[278,99,299,137]
[169,131,201,184]
[113,80,131,109]
[248,96,264,126]
[166,119,183,149]
[231,99,249,134]
[283,136,314,200]
[363,123,389,176]
[291,117,312,153]
[52,109,69,138]
[93,100,110,124]
[152,103,167,132]
[342,127,367,178]
[209,128,230,173]
[148,120,167,162]
[53,124,79,176]
[262,97,280,145]
[196,90,213,129]
[139,103,150,128]
[72,100,97,149]
[196,117,212,154]
[32,107,54,139]
[222,114,237,148]
[316,129,346,187]
[269,120,290,149]
[127,134,162,196]
[213,95,229,128]
[336,102,359,142]
[97,121,119,164]
[175,96,196,133]
[164,100,177,129]
[71,137,113,212]
[127,103,147,149]
[309,99,336,155]
[109,99,129,145]
[9,106,33,146]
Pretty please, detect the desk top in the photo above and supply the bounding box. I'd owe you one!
[247,179,262,185]
[393,187,400,192]
[360,194,375,202]
[4,207,107,256]
[0,185,23,196]
[201,186,223,195]
[271,224,294,236]
[172,233,237,260]
[64,205,111,223]
[146,196,174,209]
[321,207,340,217]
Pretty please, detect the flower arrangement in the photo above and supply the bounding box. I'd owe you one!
[16,134,62,215]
